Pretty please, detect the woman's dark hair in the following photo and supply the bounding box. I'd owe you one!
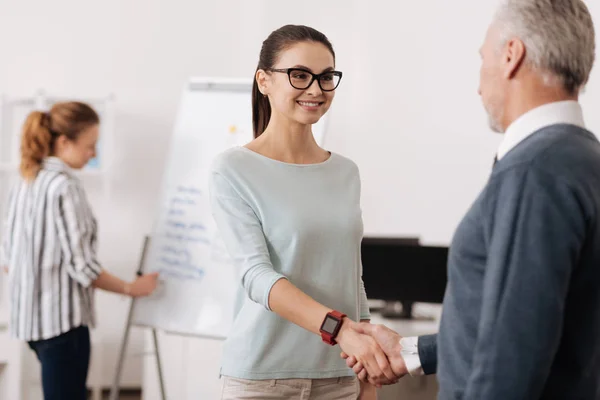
[252,25,335,138]
[20,101,99,180]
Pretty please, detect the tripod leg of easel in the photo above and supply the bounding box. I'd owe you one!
[109,237,150,400]
[109,295,135,400]
[152,329,167,400]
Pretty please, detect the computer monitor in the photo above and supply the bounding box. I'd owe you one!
[361,237,448,319]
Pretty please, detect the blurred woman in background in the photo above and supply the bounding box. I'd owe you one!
[0,101,159,400]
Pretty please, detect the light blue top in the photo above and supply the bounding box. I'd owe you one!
[209,146,370,379]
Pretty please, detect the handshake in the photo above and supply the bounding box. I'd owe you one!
[336,319,408,387]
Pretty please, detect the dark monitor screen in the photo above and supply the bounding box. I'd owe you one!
[361,237,448,304]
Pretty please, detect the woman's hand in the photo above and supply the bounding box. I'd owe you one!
[126,272,159,297]
[359,381,378,400]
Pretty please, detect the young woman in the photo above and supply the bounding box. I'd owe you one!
[0,102,158,400]
[209,25,395,400]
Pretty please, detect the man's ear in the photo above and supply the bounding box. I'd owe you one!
[504,38,526,79]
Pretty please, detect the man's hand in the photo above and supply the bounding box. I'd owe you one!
[336,319,398,387]
[2,266,7,274]
[341,323,408,383]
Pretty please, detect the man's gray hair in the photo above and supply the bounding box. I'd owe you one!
[495,0,595,94]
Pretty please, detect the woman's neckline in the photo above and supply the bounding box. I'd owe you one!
[238,146,334,167]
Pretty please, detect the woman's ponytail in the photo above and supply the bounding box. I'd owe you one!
[20,111,53,181]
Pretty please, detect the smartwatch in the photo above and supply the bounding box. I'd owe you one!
[320,310,347,345]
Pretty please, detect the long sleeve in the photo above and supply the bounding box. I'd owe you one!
[358,278,370,320]
[358,255,370,319]
[209,171,287,310]
[356,170,370,321]
[400,335,437,376]
[0,227,8,267]
[0,187,16,267]
[416,334,437,375]
[55,181,102,287]
[0,232,7,266]
[462,168,586,399]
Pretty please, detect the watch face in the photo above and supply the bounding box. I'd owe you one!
[322,315,339,333]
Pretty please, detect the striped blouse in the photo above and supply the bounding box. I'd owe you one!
[0,157,102,341]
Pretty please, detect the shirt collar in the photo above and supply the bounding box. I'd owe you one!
[42,157,73,174]
[497,100,585,160]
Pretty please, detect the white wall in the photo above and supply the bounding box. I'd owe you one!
[0,0,270,392]
[1,0,600,396]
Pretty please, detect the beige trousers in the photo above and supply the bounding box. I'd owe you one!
[220,376,359,400]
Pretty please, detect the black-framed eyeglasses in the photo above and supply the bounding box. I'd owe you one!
[268,68,343,91]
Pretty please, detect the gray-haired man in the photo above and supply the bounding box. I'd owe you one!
[346,1,600,399]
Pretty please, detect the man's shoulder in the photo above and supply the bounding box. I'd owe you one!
[494,124,600,188]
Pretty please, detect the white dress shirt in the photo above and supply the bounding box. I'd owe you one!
[400,100,586,377]
[497,100,585,160]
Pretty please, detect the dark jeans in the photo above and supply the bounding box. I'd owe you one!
[28,325,91,400]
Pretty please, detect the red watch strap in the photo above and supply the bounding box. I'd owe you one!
[321,332,334,344]
[320,310,347,345]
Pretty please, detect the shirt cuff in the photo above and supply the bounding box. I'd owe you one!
[263,275,287,311]
[400,336,424,376]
